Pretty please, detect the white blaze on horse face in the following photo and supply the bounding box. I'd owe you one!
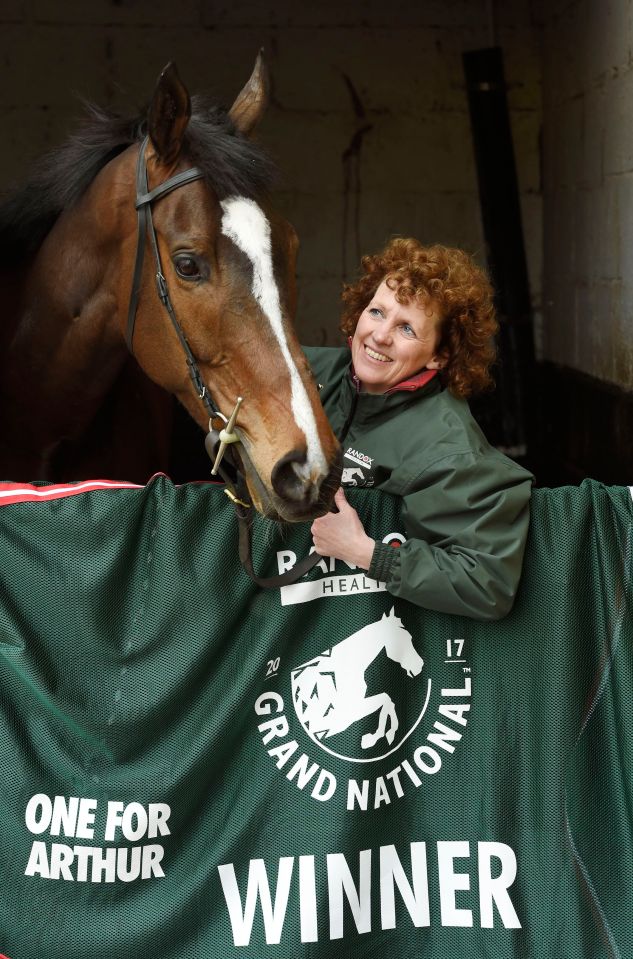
[220,197,327,482]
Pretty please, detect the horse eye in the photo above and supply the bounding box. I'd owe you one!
[174,254,201,280]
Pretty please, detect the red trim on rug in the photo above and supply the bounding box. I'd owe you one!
[0,479,143,507]
[0,472,229,507]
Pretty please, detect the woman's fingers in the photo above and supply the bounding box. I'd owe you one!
[334,487,348,509]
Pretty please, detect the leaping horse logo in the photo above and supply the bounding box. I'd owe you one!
[291,609,424,755]
[341,466,365,485]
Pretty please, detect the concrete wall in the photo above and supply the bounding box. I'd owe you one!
[541,0,633,388]
[0,0,542,345]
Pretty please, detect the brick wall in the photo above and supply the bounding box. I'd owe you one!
[533,0,633,484]
[541,0,633,388]
[0,0,542,345]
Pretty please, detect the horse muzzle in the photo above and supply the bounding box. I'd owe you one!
[252,444,341,522]
[270,448,333,503]
[205,431,341,522]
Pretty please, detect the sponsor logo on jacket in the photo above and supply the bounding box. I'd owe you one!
[342,447,375,486]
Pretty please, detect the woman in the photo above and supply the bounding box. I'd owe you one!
[307,238,532,620]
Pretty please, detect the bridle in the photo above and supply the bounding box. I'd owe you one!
[127,138,225,438]
[126,136,324,587]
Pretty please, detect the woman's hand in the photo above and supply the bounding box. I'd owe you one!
[311,488,376,570]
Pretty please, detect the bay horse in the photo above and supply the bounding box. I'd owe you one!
[0,55,340,522]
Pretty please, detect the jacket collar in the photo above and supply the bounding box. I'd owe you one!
[384,368,438,394]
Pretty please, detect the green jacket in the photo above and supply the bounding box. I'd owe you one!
[304,346,533,620]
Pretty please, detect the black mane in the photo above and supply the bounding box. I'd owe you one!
[0,95,277,265]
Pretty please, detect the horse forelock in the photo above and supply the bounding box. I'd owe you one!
[219,196,328,476]
[186,97,277,198]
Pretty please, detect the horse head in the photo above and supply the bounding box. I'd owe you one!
[110,57,340,521]
[381,608,424,677]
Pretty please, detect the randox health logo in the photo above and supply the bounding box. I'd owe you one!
[275,531,406,606]
[253,607,472,811]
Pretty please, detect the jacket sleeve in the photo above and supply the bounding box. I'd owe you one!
[367,452,532,620]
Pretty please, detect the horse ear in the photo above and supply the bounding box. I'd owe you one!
[229,49,269,136]
[148,62,191,165]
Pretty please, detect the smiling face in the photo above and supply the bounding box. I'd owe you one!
[350,278,445,394]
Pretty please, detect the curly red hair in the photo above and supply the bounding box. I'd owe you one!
[340,238,497,398]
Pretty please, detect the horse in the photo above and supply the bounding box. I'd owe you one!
[0,55,340,522]
[291,608,424,751]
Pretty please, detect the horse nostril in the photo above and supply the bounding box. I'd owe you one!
[271,449,313,502]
